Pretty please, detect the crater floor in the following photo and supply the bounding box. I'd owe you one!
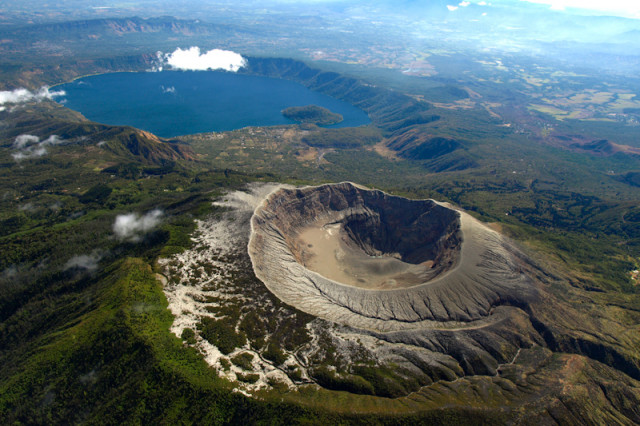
[291,187,461,290]
[296,223,432,289]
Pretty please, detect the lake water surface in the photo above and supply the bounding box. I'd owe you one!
[57,71,370,138]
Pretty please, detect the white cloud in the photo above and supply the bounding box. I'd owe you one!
[478,1,487,5]
[0,87,65,109]
[40,135,63,146]
[12,147,47,161]
[64,252,102,272]
[164,47,247,72]
[13,134,40,149]
[459,1,471,6]
[11,134,64,161]
[447,5,459,11]
[113,209,163,242]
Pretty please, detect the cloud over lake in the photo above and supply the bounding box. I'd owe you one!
[164,47,246,72]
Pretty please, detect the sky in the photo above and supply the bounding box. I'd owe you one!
[273,0,640,19]
[1,0,638,20]
[518,0,640,18]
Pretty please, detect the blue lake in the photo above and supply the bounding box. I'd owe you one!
[57,71,370,138]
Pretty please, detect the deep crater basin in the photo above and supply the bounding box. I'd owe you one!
[249,182,535,330]
[284,185,461,290]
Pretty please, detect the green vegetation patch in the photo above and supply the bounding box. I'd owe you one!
[301,126,382,149]
[236,372,260,384]
[311,366,375,395]
[79,183,113,204]
[0,258,231,424]
[181,328,196,345]
[263,342,288,365]
[230,352,254,370]
[282,105,343,126]
[197,317,247,355]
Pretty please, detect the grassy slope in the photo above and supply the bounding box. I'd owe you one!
[0,256,520,424]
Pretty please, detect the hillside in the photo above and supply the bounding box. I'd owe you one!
[0,103,195,164]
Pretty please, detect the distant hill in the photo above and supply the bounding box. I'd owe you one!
[3,16,218,40]
[0,102,194,164]
[570,139,640,157]
[617,171,640,187]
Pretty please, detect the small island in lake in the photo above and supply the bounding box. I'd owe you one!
[281,104,344,126]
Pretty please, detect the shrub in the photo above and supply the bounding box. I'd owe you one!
[230,352,254,370]
[197,317,246,355]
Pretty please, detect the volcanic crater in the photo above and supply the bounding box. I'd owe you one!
[291,186,461,290]
[249,182,538,332]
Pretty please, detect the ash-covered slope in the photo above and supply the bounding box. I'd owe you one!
[249,182,538,332]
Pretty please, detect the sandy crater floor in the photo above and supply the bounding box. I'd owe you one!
[296,223,432,290]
